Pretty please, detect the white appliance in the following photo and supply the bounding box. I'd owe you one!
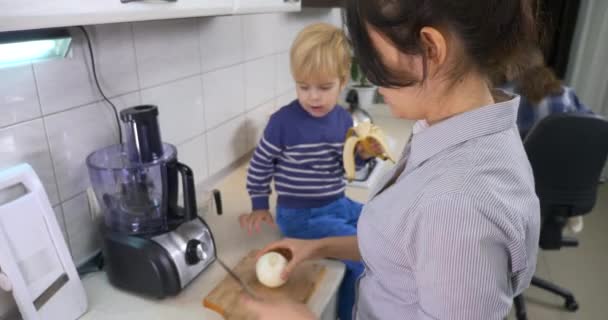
[346,137,397,190]
[0,164,87,320]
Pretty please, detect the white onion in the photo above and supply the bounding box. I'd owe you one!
[255,251,288,288]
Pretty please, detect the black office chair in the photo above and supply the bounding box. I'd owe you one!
[513,113,608,320]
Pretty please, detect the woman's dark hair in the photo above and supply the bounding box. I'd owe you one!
[345,0,538,88]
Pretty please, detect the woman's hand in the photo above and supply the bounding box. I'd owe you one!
[256,238,322,280]
[241,295,316,320]
[238,210,276,235]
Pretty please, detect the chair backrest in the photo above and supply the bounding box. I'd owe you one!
[524,113,608,215]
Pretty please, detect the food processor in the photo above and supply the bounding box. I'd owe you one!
[86,105,215,298]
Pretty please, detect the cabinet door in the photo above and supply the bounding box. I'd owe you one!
[233,0,300,14]
[0,0,234,32]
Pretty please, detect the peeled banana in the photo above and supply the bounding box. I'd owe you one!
[343,122,395,182]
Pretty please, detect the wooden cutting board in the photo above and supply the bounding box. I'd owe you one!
[203,250,326,320]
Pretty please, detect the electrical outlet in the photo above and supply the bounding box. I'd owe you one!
[197,190,213,219]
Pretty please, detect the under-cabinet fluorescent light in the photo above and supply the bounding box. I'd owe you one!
[0,28,72,68]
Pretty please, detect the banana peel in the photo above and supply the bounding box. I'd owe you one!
[343,122,395,182]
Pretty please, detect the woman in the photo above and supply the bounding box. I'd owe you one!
[494,46,593,139]
[244,0,541,318]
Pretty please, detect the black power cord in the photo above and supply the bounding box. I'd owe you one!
[78,26,123,144]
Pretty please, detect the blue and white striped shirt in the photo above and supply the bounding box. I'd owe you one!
[355,91,540,319]
[247,100,356,210]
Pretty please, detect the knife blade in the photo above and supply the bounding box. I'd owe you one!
[216,257,260,300]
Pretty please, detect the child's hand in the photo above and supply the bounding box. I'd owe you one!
[238,210,276,235]
[356,139,384,160]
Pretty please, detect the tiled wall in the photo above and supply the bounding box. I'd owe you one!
[0,8,341,292]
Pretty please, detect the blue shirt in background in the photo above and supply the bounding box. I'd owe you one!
[502,84,593,138]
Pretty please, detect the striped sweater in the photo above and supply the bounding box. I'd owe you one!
[247,100,358,210]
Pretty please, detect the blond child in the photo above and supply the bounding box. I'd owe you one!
[239,23,373,320]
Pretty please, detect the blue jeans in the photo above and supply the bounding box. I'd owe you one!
[276,197,364,320]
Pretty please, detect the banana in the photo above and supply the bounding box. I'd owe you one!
[343,122,395,182]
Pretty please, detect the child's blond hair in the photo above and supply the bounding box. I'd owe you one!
[290,23,351,85]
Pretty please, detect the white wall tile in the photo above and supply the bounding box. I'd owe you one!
[140,76,205,145]
[275,9,337,53]
[45,102,117,201]
[0,119,59,205]
[275,52,294,95]
[0,64,41,128]
[202,64,245,129]
[54,205,70,249]
[276,12,302,52]
[276,89,297,110]
[62,193,101,265]
[199,15,244,72]
[177,134,208,185]
[109,91,141,113]
[242,13,279,60]
[34,33,100,115]
[327,8,344,27]
[298,8,334,27]
[86,23,139,97]
[246,100,276,149]
[275,9,337,54]
[133,19,201,88]
[245,56,275,110]
[206,115,249,175]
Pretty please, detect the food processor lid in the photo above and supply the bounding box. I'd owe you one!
[86,143,177,171]
[121,105,164,163]
[120,105,159,122]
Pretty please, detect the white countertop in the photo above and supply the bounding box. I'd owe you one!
[79,104,413,320]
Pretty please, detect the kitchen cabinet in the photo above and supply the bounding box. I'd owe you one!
[0,0,233,32]
[233,0,300,14]
[0,0,305,32]
[301,0,344,7]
